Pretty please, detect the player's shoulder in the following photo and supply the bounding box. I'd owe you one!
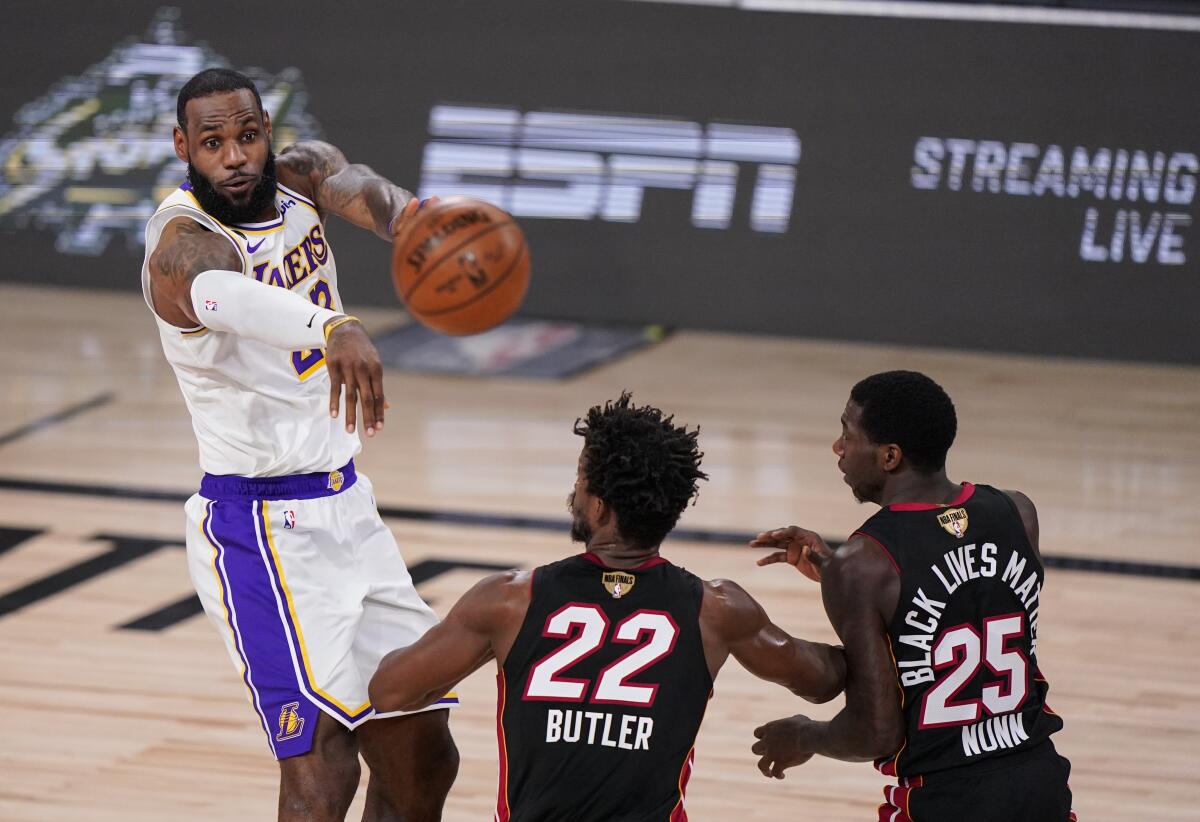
[469,568,532,599]
[699,578,763,633]
[148,215,240,276]
[701,577,753,606]
[996,487,1037,516]
[453,569,532,630]
[826,532,898,585]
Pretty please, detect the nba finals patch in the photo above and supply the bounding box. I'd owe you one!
[937,508,969,538]
[602,571,636,599]
[276,702,305,742]
[327,469,344,492]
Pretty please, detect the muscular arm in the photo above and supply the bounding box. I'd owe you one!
[368,570,532,713]
[278,140,416,241]
[147,218,242,328]
[752,536,905,776]
[701,579,845,703]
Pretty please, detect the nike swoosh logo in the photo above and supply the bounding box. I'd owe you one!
[307,312,318,328]
[246,238,266,253]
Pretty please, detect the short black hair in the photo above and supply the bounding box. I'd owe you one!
[177,68,263,130]
[850,370,957,473]
[574,393,708,549]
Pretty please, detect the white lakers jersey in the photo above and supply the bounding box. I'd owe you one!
[141,181,360,477]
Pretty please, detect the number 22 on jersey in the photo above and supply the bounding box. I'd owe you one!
[523,603,679,707]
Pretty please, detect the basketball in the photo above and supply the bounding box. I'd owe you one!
[391,196,531,335]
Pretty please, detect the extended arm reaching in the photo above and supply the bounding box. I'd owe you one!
[278,140,421,241]
[752,536,905,777]
[369,571,531,712]
[700,578,845,703]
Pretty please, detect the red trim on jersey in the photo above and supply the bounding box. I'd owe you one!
[888,482,976,512]
[877,775,923,822]
[875,735,906,777]
[852,530,902,575]
[495,671,511,822]
[577,552,668,570]
[669,745,696,822]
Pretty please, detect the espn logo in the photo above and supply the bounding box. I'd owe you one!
[418,105,801,233]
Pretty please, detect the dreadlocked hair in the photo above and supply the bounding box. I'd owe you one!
[574,392,708,549]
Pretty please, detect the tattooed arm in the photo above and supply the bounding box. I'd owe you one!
[147,218,243,328]
[277,140,420,241]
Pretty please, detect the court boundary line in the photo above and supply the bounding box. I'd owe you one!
[0,475,1195,582]
[0,392,116,449]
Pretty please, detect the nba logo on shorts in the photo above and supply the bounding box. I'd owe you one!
[275,702,305,742]
[283,510,296,530]
[204,299,218,311]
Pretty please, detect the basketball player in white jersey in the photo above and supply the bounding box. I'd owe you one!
[142,68,457,821]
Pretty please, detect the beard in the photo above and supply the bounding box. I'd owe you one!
[570,515,593,544]
[567,492,593,544]
[187,151,278,225]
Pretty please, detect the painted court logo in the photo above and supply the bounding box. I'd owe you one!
[0,7,322,256]
[275,702,305,742]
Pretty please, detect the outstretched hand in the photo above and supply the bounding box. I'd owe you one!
[390,195,440,238]
[752,715,819,779]
[324,317,387,437]
[750,525,833,582]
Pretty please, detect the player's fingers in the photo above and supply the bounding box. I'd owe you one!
[356,371,377,436]
[370,366,385,431]
[753,725,766,739]
[756,552,787,567]
[757,756,773,778]
[344,379,358,433]
[772,764,786,779]
[327,362,343,418]
[751,740,764,755]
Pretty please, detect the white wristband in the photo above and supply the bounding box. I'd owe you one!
[190,269,342,350]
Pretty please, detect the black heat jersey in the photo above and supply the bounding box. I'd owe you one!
[496,553,713,822]
[856,483,1066,779]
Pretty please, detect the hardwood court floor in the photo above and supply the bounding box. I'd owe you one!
[1,283,1197,821]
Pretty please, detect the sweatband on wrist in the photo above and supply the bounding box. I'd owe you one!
[190,269,342,350]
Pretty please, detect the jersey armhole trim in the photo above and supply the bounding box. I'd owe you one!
[851,530,901,575]
[147,207,249,331]
[278,182,320,213]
